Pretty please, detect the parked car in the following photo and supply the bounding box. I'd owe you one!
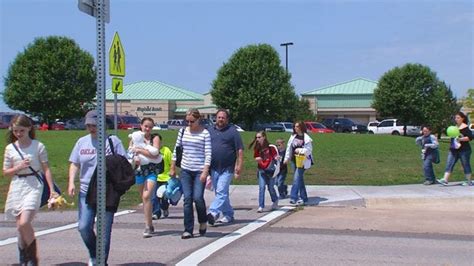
[254,123,285,132]
[50,121,66,130]
[234,124,244,132]
[0,112,20,129]
[304,121,335,133]
[64,118,86,130]
[371,119,420,136]
[276,122,294,133]
[199,118,214,129]
[367,121,380,134]
[166,119,185,130]
[321,118,368,133]
[110,115,141,130]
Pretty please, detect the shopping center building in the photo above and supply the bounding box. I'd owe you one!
[301,78,378,123]
[105,80,216,124]
[106,78,380,125]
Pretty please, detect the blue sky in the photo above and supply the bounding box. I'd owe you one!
[1,0,473,112]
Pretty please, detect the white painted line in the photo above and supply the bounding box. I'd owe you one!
[176,206,295,266]
[0,209,135,246]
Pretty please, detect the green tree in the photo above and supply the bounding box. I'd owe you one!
[211,44,310,129]
[3,36,96,123]
[464,89,474,122]
[373,63,459,136]
[285,97,316,122]
[422,82,460,136]
[465,89,474,107]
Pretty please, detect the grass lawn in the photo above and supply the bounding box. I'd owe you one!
[0,129,469,210]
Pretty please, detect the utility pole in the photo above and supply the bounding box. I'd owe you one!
[280,42,294,73]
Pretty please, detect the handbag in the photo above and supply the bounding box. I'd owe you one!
[175,127,185,168]
[263,145,280,178]
[12,143,61,207]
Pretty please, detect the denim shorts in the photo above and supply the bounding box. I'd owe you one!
[445,149,472,174]
[135,173,157,185]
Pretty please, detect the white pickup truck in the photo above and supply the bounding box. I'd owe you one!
[368,119,420,136]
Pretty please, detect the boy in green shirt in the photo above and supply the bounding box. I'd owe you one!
[152,134,172,219]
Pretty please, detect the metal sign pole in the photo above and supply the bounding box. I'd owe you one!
[95,0,107,264]
[114,93,118,135]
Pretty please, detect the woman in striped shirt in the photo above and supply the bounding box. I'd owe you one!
[170,108,212,239]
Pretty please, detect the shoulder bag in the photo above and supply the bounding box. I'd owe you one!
[175,127,185,168]
[12,143,61,207]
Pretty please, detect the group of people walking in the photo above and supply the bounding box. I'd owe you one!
[4,108,471,265]
[416,112,472,186]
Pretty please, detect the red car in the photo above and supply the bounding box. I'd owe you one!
[50,122,66,130]
[304,122,335,133]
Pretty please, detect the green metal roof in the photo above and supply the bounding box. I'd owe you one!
[302,78,377,96]
[106,81,204,101]
[175,105,217,113]
[316,95,373,108]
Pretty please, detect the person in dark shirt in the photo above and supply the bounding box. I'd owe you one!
[438,112,473,186]
[415,126,439,185]
[207,109,243,225]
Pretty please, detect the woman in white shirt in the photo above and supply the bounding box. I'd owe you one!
[3,114,56,265]
[170,108,212,239]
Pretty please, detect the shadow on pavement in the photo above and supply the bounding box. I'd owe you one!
[307,196,328,206]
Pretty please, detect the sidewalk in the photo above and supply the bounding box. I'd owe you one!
[225,183,474,210]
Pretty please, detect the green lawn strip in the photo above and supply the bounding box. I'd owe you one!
[0,130,468,210]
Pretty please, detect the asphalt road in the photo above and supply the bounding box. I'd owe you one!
[203,207,474,265]
[0,185,472,265]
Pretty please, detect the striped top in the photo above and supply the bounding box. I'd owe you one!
[172,127,212,172]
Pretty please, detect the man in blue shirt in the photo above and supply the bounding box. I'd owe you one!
[207,109,244,224]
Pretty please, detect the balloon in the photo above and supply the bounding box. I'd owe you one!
[446,126,460,138]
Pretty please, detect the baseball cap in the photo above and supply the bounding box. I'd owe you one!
[85,110,97,125]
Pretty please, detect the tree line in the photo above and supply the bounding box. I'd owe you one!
[3,36,469,133]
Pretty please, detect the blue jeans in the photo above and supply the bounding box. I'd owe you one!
[276,169,288,198]
[78,193,114,263]
[180,169,207,234]
[290,163,308,202]
[423,154,436,182]
[445,149,472,174]
[258,170,278,208]
[209,169,234,219]
[152,181,170,217]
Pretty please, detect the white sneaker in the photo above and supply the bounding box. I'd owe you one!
[88,258,96,266]
[217,216,234,224]
[257,207,263,213]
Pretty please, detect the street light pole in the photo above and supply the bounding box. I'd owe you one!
[280,42,294,73]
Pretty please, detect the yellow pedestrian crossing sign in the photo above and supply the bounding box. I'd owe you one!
[112,77,123,94]
[109,32,125,77]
